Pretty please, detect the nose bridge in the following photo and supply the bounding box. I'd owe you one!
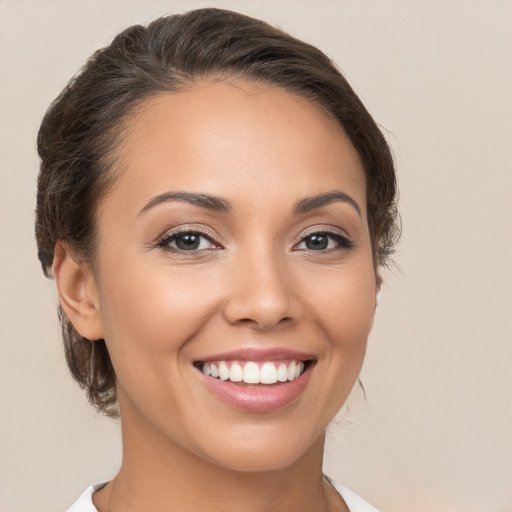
[223,240,296,329]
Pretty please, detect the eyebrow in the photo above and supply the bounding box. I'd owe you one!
[139,191,232,215]
[292,190,361,216]
[138,189,361,217]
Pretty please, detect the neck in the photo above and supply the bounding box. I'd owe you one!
[93,403,346,512]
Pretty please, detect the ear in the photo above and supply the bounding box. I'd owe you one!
[52,241,104,341]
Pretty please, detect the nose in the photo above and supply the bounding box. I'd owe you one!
[222,249,299,330]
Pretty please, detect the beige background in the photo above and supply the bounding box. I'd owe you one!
[0,1,511,511]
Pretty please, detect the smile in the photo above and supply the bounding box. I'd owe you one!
[194,350,316,412]
[201,360,306,384]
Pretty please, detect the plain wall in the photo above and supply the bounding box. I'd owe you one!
[0,1,511,511]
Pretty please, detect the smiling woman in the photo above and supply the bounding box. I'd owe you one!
[35,8,398,512]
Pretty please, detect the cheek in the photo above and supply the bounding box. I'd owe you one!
[311,261,376,334]
[94,259,226,431]
[95,255,224,370]
[306,260,376,376]
[287,259,376,428]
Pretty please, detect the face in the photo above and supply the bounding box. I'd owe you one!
[89,81,376,472]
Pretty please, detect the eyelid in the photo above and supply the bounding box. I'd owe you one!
[296,225,351,242]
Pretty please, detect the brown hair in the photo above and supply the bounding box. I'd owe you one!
[35,8,399,417]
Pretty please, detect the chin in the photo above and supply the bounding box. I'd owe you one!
[194,423,324,473]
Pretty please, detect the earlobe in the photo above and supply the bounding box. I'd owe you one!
[52,241,104,341]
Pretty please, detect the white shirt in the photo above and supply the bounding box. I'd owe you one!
[65,477,379,512]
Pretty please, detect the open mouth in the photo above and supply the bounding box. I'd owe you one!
[193,359,315,385]
[193,353,316,411]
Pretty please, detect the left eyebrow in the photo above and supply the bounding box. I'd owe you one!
[138,191,232,216]
[292,190,361,217]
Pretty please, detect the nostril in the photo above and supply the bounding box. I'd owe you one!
[238,315,294,330]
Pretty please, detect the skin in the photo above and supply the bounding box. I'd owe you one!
[54,80,377,512]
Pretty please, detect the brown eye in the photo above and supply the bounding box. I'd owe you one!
[305,234,329,250]
[295,231,353,252]
[158,231,219,252]
[174,233,202,250]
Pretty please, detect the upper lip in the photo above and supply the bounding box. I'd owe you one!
[195,348,315,363]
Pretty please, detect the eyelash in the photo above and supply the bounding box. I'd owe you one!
[155,228,354,253]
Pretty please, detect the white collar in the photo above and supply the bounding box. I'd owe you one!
[66,477,379,512]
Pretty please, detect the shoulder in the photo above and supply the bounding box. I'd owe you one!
[326,476,380,512]
[65,482,107,512]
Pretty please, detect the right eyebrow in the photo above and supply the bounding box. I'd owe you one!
[138,191,232,216]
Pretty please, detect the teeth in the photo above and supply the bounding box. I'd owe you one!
[202,360,307,384]
[218,361,229,381]
[260,362,278,384]
[277,363,288,382]
[243,362,260,384]
[230,362,243,382]
[287,361,296,381]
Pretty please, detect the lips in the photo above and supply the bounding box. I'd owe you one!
[194,349,315,412]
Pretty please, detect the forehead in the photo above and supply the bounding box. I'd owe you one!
[107,80,366,216]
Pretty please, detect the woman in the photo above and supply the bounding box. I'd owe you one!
[35,8,398,512]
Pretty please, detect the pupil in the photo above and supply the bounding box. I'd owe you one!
[177,234,200,250]
[307,234,328,250]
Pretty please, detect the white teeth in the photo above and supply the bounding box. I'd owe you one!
[210,363,219,378]
[230,362,243,382]
[260,362,278,384]
[243,362,260,384]
[277,363,288,382]
[296,362,304,379]
[287,361,296,381]
[201,360,307,384]
[218,361,229,381]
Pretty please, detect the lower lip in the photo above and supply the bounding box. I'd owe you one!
[198,366,312,412]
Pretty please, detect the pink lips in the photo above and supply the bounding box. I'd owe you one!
[195,348,315,412]
[198,348,314,363]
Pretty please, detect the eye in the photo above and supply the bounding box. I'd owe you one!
[295,231,353,252]
[158,230,220,252]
